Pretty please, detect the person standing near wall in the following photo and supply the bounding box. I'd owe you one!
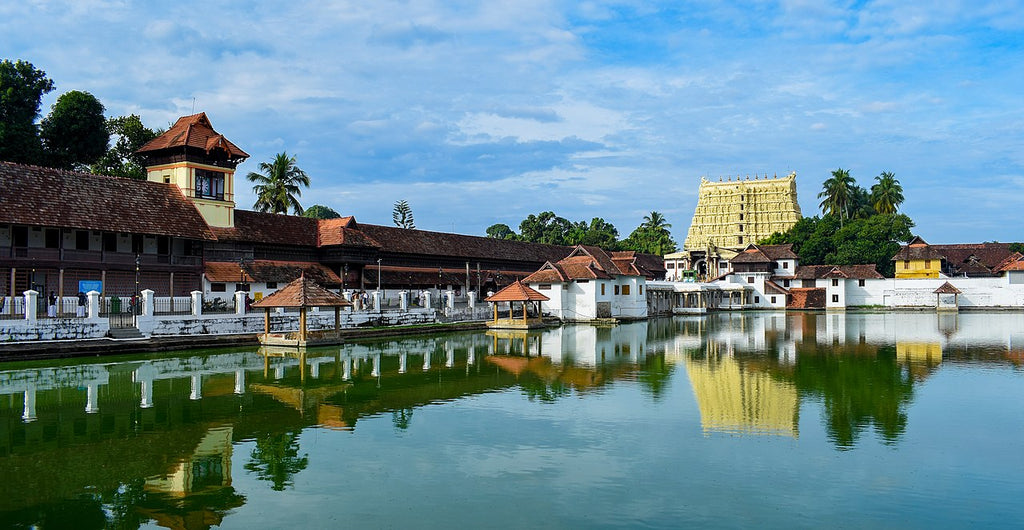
[47,291,57,318]
[76,291,86,317]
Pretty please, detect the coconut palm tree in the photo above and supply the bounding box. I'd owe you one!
[643,211,671,231]
[247,152,310,215]
[870,171,904,215]
[818,168,856,227]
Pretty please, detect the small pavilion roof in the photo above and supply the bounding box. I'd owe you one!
[136,112,249,160]
[933,282,962,294]
[485,281,550,302]
[252,275,352,308]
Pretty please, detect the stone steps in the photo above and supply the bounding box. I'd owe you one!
[108,327,144,339]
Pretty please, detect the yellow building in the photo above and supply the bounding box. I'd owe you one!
[684,354,799,437]
[684,172,802,252]
[891,236,943,279]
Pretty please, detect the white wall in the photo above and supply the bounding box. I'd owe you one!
[847,277,1024,308]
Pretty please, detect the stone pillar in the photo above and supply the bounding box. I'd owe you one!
[467,291,476,309]
[190,374,202,400]
[234,369,245,394]
[399,291,409,311]
[141,289,155,317]
[191,291,203,316]
[87,291,100,320]
[421,292,431,310]
[446,289,455,310]
[23,290,38,322]
[372,290,381,312]
[235,290,247,315]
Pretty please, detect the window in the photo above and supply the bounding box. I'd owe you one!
[832,294,839,303]
[924,260,931,268]
[211,283,226,292]
[747,277,754,284]
[236,283,250,292]
[266,282,278,289]
[639,285,643,295]
[601,284,606,295]
[858,279,865,287]
[782,261,789,269]
[666,263,675,269]
[832,278,839,287]
[576,279,589,283]
[44,229,59,249]
[740,204,744,210]
[194,169,226,200]
[12,226,28,247]
[538,284,551,290]
[614,285,620,295]
[754,296,759,303]
[622,285,630,296]
[738,236,744,244]
[904,260,910,269]
[132,234,143,254]
[102,233,117,252]
[738,224,744,232]
[771,296,777,304]
[157,236,170,255]
[739,213,744,220]
[75,230,89,250]
[783,279,790,287]
[163,175,171,184]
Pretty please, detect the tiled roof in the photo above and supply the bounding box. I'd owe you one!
[0,161,216,240]
[731,244,798,264]
[760,244,798,260]
[933,281,962,294]
[994,253,1024,272]
[731,247,772,263]
[624,251,668,279]
[251,275,352,308]
[891,236,945,261]
[764,280,789,294]
[205,260,341,284]
[793,264,883,279]
[363,265,534,287]
[136,113,249,160]
[351,223,572,263]
[212,210,319,246]
[933,243,1013,270]
[317,217,381,247]
[485,281,550,302]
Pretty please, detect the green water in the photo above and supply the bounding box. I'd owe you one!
[1,311,1022,529]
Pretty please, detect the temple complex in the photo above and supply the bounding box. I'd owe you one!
[681,172,802,278]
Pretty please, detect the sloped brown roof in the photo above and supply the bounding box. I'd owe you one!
[761,244,798,260]
[624,251,668,279]
[764,280,789,294]
[352,223,571,263]
[933,281,962,294]
[137,112,249,159]
[731,244,798,264]
[933,243,1013,271]
[251,275,352,308]
[994,253,1024,272]
[485,281,549,302]
[731,247,772,263]
[892,236,944,261]
[211,210,319,246]
[0,161,216,240]
[317,217,381,247]
[205,260,342,284]
[793,264,883,279]
[522,245,639,283]
[363,265,534,287]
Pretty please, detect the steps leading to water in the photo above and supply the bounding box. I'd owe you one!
[108,327,144,339]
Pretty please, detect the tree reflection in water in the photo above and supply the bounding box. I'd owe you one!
[392,408,414,430]
[244,430,309,491]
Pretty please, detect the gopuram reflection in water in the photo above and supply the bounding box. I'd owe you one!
[0,311,1022,528]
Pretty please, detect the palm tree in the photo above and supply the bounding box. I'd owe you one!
[818,168,856,227]
[870,171,904,215]
[247,152,310,215]
[643,211,671,231]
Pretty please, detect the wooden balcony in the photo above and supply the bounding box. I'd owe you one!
[3,247,201,268]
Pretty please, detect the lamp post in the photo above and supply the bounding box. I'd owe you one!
[134,254,141,321]
[377,258,382,293]
[342,263,348,293]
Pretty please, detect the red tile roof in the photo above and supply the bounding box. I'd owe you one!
[0,161,216,240]
[731,244,797,264]
[251,275,352,308]
[792,264,883,279]
[211,210,319,246]
[136,112,249,160]
[352,223,571,263]
[205,260,341,284]
[485,281,549,302]
[933,281,962,294]
[317,217,381,248]
[523,245,646,283]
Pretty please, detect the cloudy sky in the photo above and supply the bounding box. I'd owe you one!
[4,1,1022,244]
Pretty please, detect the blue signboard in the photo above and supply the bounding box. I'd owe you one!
[79,280,102,293]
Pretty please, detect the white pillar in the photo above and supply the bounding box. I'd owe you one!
[467,344,475,365]
[23,290,38,322]
[234,369,245,394]
[446,289,455,310]
[311,361,321,379]
[274,365,284,379]
[141,289,155,317]
[190,374,202,400]
[87,290,100,320]
[399,352,407,373]
[399,291,409,311]
[235,290,247,315]
[423,352,431,371]
[140,378,154,408]
[342,357,352,380]
[467,291,476,309]
[372,354,381,377]
[373,290,382,311]
[445,342,454,367]
[22,385,37,422]
[422,292,431,310]
[86,382,99,413]
[191,290,203,316]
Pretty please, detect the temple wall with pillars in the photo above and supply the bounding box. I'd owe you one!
[685,173,802,251]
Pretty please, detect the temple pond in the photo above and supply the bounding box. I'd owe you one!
[1,311,1022,528]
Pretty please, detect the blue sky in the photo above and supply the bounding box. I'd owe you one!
[3,1,1022,244]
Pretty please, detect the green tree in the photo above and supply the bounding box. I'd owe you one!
[870,171,904,215]
[392,199,415,228]
[621,211,677,255]
[39,90,109,170]
[566,217,620,248]
[0,59,54,164]
[244,430,309,491]
[519,211,573,245]
[303,204,341,219]
[90,114,160,179]
[247,152,310,215]
[1010,242,1024,254]
[486,223,517,240]
[818,168,856,227]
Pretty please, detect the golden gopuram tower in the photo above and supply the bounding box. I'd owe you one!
[684,172,801,252]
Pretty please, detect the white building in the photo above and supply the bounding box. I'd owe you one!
[523,246,650,321]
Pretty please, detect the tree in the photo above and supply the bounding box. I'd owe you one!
[818,168,856,227]
[620,211,677,255]
[244,430,309,491]
[392,199,415,229]
[247,152,310,215]
[303,204,341,219]
[870,171,904,215]
[39,90,108,169]
[90,114,160,179]
[0,59,54,164]
[518,211,573,245]
[566,217,620,248]
[486,223,517,240]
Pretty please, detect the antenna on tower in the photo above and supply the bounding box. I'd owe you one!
[192,97,196,114]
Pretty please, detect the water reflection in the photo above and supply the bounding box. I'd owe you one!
[0,311,1021,527]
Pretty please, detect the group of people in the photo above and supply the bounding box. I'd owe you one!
[40,291,89,317]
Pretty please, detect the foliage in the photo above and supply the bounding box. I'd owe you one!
[0,59,54,164]
[244,430,309,491]
[620,211,677,255]
[485,223,517,240]
[566,217,620,248]
[90,114,160,179]
[760,213,914,276]
[392,199,415,229]
[1010,242,1024,254]
[817,168,857,226]
[870,171,904,215]
[39,90,109,169]
[303,204,341,219]
[247,152,310,215]
[518,211,573,245]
